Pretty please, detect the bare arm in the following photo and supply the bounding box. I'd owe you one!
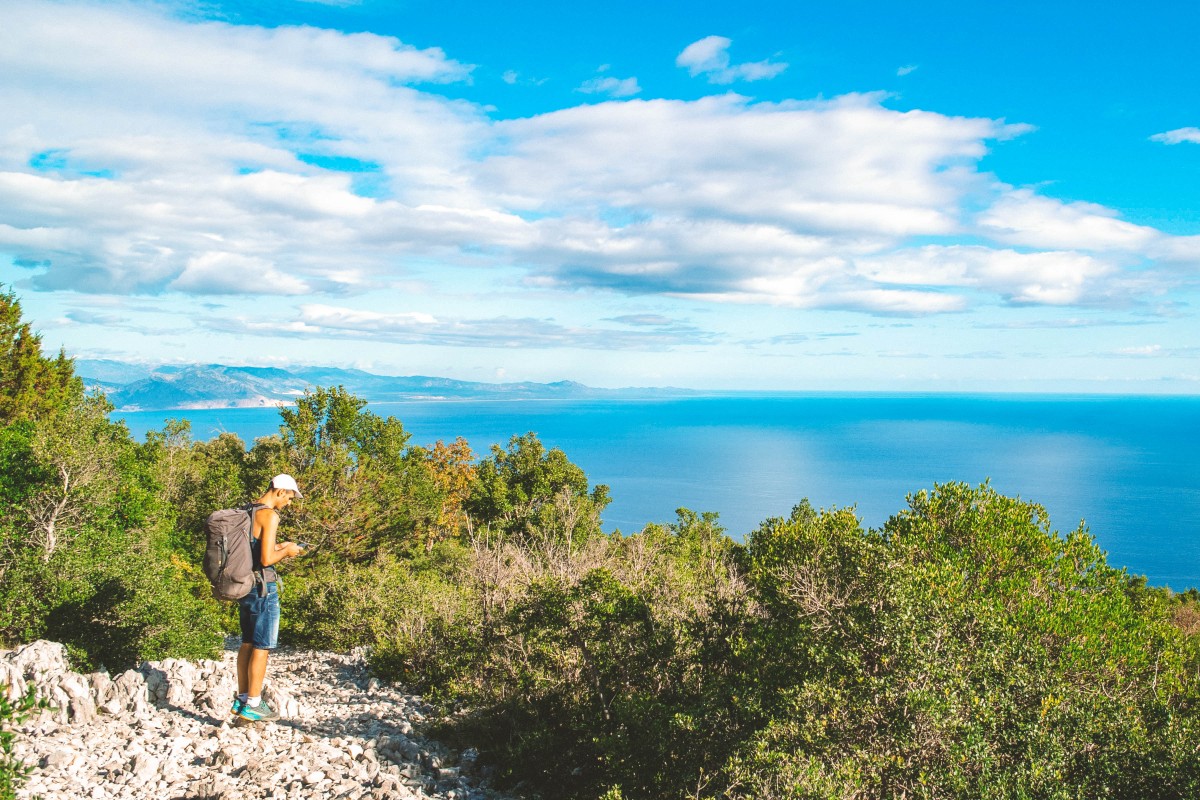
[256,507,301,567]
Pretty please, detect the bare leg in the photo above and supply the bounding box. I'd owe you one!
[246,648,270,697]
[237,643,253,695]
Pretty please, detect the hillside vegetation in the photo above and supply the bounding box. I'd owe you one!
[3,286,1200,800]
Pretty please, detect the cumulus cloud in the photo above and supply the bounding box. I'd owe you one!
[977,190,1161,252]
[576,76,642,98]
[676,36,787,84]
[169,253,311,295]
[857,245,1117,306]
[0,0,1192,329]
[482,94,1012,235]
[1150,127,1200,145]
[0,0,489,294]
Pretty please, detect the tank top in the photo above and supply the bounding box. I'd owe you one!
[248,504,279,584]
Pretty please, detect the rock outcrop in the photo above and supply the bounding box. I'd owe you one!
[3,639,505,800]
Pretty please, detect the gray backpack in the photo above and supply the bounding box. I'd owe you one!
[202,504,264,601]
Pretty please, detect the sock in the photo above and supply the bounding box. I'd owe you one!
[246,696,262,708]
[238,693,248,703]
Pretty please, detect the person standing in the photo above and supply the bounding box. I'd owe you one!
[232,474,304,724]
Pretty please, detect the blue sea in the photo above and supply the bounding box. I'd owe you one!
[116,395,1200,589]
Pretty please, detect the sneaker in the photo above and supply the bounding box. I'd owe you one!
[229,695,244,717]
[237,698,280,723]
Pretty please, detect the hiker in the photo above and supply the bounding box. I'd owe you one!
[232,473,305,723]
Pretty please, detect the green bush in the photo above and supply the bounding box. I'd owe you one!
[370,485,1200,800]
[4,287,1200,800]
[282,549,470,659]
[725,483,1200,800]
[0,685,45,800]
[369,510,753,799]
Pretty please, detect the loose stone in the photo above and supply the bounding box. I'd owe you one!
[3,639,513,800]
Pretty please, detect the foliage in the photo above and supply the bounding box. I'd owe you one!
[724,484,1200,800]
[269,386,459,558]
[0,685,45,800]
[281,549,468,657]
[370,486,1200,800]
[142,421,252,558]
[0,286,82,426]
[467,431,611,548]
[0,291,224,668]
[2,286,1200,800]
[370,508,753,799]
[422,437,477,550]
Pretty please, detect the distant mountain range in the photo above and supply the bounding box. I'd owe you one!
[76,360,692,411]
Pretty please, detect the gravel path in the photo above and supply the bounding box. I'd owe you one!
[4,639,508,800]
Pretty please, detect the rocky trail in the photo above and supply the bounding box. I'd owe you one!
[2,639,509,800]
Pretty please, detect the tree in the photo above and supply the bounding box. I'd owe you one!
[422,437,477,549]
[467,432,611,548]
[22,393,126,562]
[0,288,223,667]
[0,286,81,425]
[726,483,1200,800]
[266,385,445,558]
[142,422,250,557]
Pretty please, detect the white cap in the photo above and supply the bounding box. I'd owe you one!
[270,473,303,498]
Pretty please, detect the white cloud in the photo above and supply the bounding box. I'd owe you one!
[857,245,1117,306]
[1150,127,1200,145]
[208,304,718,350]
[576,76,642,98]
[0,0,1192,326]
[676,36,787,84]
[897,65,918,76]
[977,190,1161,252]
[0,0,512,294]
[1115,344,1163,356]
[169,252,311,295]
[1147,234,1200,265]
[302,304,438,328]
[482,94,1010,236]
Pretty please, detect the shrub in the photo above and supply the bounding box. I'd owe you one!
[0,685,44,800]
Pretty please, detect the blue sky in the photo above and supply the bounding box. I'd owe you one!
[1,0,1198,392]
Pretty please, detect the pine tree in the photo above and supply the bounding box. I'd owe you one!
[0,287,82,424]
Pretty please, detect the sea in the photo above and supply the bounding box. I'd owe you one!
[116,394,1200,590]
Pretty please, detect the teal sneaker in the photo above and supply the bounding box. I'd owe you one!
[229,694,244,717]
[237,698,280,723]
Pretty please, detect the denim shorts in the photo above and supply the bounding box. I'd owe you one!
[238,581,280,650]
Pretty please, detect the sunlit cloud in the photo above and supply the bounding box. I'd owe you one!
[576,75,641,98]
[169,253,312,295]
[977,190,1161,252]
[0,0,1194,334]
[676,36,787,84]
[1150,127,1200,145]
[857,245,1118,306]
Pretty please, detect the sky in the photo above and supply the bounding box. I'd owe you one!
[1,0,1198,393]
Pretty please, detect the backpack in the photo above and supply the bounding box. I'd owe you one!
[202,504,264,601]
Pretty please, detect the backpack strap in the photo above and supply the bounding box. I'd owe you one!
[243,503,269,597]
